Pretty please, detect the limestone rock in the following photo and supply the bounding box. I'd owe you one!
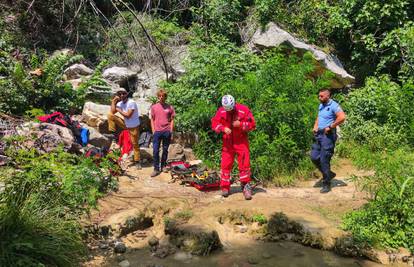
[248,23,355,88]
[168,144,185,161]
[83,125,111,148]
[64,64,93,80]
[81,102,112,133]
[103,66,138,92]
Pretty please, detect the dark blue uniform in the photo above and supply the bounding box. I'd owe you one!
[310,100,342,184]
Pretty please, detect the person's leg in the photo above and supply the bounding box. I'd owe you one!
[310,138,322,172]
[319,134,335,193]
[152,132,161,176]
[128,127,141,168]
[107,113,126,132]
[160,131,172,171]
[220,147,235,196]
[236,145,252,200]
[237,146,251,185]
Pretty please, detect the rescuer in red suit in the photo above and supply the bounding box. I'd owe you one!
[211,95,256,200]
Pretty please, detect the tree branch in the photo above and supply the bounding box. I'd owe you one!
[116,0,170,81]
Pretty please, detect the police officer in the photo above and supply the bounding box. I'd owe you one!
[311,89,346,193]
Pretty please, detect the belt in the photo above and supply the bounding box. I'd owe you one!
[316,128,336,134]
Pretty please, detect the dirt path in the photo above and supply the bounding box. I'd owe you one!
[84,158,386,267]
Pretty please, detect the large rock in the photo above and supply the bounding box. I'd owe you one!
[82,125,111,148]
[248,23,355,88]
[82,102,112,133]
[168,144,185,161]
[64,64,93,80]
[102,66,138,92]
[82,102,151,133]
[134,45,188,99]
[15,122,81,153]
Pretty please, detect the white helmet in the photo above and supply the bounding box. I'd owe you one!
[222,95,235,111]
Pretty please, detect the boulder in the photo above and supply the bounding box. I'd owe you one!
[168,144,185,161]
[103,66,138,92]
[248,23,355,88]
[81,102,112,133]
[83,125,111,148]
[66,78,83,90]
[134,45,188,98]
[82,102,152,134]
[64,64,93,80]
[15,122,81,153]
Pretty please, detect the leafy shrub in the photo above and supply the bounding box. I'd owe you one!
[342,149,414,252]
[98,12,187,65]
[254,0,414,82]
[192,0,245,42]
[0,143,118,266]
[167,46,332,184]
[166,36,260,131]
[341,76,414,150]
[0,50,87,115]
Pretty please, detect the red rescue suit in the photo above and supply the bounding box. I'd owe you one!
[211,103,256,191]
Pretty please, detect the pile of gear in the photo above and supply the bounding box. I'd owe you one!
[168,160,221,191]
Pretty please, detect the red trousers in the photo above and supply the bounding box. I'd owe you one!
[220,143,251,191]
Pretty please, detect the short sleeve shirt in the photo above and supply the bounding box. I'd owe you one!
[150,103,175,132]
[116,99,140,128]
[317,99,343,129]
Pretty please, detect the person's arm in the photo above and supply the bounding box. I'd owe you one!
[116,108,134,119]
[170,106,175,132]
[212,109,228,134]
[330,111,346,128]
[313,117,319,133]
[150,106,155,134]
[240,109,256,132]
[110,96,120,114]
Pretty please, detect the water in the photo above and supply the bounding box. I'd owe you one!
[108,241,385,267]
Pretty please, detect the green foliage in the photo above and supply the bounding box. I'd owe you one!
[342,149,414,252]
[167,45,330,184]
[341,76,414,150]
[254,0,414,81]
[192,0,245,42]
[252,214,267,225]
[0,143,118,266]
[0,175,85,267]
[99,12,187,65]
[0,50,87,115]
[166,36,259,132]
[255,0,333,45]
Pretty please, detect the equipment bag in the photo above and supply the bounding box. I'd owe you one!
[139,131,152,148]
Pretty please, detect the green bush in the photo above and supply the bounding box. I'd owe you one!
[0,50,87,115]
[341,76,414,150]
[254,0,414,82]
[167,46,332,184]
[192,0,245,42]
[342,149,414,252]
[98,12,187,65]
[166,36,259,131]
[0,144,118,266]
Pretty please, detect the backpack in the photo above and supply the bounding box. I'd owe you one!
[76,128,90,147]
[139,131,152,148]
[38,112,82,138]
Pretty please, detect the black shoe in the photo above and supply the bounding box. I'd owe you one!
[150,170,161,177]
[320,183,331,193]
[330,171,336,180]
[221,189,230,198]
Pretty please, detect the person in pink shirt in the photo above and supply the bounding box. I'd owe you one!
[150,89,175,177]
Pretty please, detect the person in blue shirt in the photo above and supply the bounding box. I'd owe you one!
[311,89,346,193]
